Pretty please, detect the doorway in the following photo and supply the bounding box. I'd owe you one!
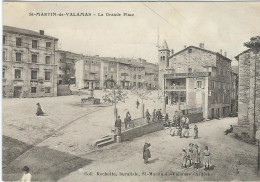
[14,87,22,98]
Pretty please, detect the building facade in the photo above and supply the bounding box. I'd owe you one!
[233,36,260,142]
[2,26,58,98]
[159,41,233,119]
[55,50,83,85]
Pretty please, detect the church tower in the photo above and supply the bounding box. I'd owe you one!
[158,40,170,90]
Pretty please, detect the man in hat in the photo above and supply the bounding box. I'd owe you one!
[194,125,199,139]
[36,103,44,116]
[136,99,140,109]
[21,166,32,182]
[115,116,122,136]
[145,109,151,123]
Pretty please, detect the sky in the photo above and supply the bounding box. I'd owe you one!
[3,2,260,65]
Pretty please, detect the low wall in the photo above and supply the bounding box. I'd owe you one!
[185,112,204,123]
[120,120,164,142]
[233,124,254,143]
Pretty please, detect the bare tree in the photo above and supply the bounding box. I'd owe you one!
[131,86,152,118]
[103,85,128,120]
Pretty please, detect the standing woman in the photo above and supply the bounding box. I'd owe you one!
[143,142,151,164]
[202,146,211,170]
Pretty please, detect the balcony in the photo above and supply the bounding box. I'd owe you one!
[165,72,210,79]
[165,85,186,90]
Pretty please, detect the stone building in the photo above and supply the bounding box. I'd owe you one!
[2,26,58,98]
[233,36,260,142]
[159,41,233,119]
[55,50,83,85]
[75,56,101,89]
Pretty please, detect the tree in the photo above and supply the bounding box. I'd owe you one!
[131,86,152,118]
[102,85,128,120]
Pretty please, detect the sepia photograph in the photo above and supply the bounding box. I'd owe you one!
[1,1,260,181]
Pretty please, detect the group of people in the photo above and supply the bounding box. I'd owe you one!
[145,108,163,123]
[167,111,198,139]
[182,144,212,170]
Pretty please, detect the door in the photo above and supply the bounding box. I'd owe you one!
[211,108,214,119]
[14,87,22,98]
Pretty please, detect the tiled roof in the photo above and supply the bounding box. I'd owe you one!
[3,25,58,40]
[234,49,251,60]
[169,45,232,63]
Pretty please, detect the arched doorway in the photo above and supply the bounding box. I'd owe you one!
[104,79,116,89]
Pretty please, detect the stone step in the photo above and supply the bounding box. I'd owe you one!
[94,136,111,145]
[97,139,115,147]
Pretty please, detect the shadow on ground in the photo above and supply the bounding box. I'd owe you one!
[3,136,92,182]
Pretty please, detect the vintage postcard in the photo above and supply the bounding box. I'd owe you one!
[2,1,260,181]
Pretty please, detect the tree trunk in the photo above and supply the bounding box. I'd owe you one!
[114,103,118,121]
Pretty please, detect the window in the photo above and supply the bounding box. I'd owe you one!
[166,60,169,67]
[138,75,141,79]
[32,40,38,49]
[31,70,37,80]
[212,81,215,89]
[111,62,114,65]
[111,75,114,79]
[59,74,62,78]
[16,53,22,62]
[59,67,62,70]
[58,80,62,84]
[197,81,202,88]
[91,66,95,72]
[180,97,186,102]
[105,75,108,79]
[162,56,165,60]
[31,87,36,93]
[45,71,51,81]
[104,67,108,71]
[188,48,192,53]
[188,68,192,73]
[134,75,136,79]
[3,69,5,78]
[16,38,22,46]
[32,54,37,63]
[45,87,51,93]
[3,50,6,61]
[45,56,51,64]
[111,68,114,72]
[46,42,51,48]
[15,69,21,79]
[3,35,5,44]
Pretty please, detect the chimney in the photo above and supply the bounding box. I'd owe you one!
[220,49,222,55]
[39,30,44,35]
[171,49,174,55]
[199,43,204,49]
[224,52,227,57]
[184,45,187,49]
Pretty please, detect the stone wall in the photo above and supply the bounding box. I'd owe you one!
[184,112,204,123]
[120,121,164,142]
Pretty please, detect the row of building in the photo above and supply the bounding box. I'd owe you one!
[2,25,159,98]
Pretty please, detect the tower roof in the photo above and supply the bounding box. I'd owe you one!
[159,40,169,51]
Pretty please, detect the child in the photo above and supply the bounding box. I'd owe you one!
[187,143,194,166]
[193,144,200,169]
[202,146,211,170]
[194,125,198,139]
[21,166,32,182]
[182,148,187,168]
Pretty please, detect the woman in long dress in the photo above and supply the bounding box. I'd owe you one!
[36,103,44,116]
[143,142,151,164]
